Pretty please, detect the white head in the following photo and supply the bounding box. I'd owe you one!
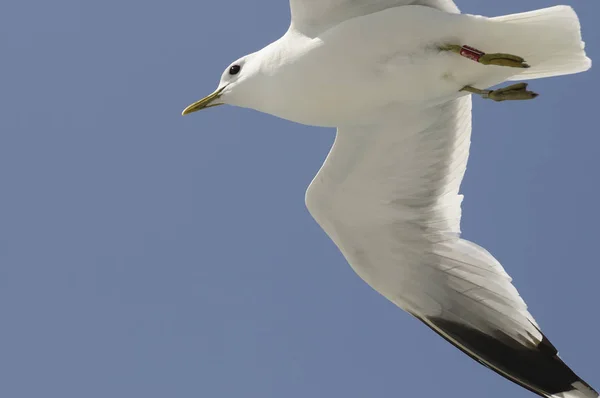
[182,53,265,115]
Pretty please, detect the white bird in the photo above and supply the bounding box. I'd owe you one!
[182,2,595,397]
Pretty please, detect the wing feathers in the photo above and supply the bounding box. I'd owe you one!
[418,316,597,398]
[305,95,596,396]
[289,0,460,36]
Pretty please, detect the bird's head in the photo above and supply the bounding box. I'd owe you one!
[181,53,264,116]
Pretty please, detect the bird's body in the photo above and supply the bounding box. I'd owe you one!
[240,7,486,126]
[182,1,596,397]
[229,5,588,127]
[247,6,466,126]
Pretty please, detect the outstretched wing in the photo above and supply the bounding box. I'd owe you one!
[289,0,460,36]
[305,96,597,398]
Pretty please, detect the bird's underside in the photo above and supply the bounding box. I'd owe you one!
[184,0,596,397]
[296,3,594,397]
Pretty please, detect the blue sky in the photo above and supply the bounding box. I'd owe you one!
[1,1,598,397]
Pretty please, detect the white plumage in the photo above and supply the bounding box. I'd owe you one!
[183,1,595,397]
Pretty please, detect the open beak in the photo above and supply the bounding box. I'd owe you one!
[181,86,226,116]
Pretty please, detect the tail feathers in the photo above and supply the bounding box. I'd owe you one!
[491,5,591,80]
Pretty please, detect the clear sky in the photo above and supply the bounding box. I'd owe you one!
[1,1,598,397]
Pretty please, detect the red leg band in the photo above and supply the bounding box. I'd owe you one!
[459,45,485,62]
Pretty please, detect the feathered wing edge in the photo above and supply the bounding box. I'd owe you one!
[411,312,598,398]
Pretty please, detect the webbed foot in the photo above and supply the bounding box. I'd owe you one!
[479,53,530,68]
[461,83,539,102]
[440,44,530,68]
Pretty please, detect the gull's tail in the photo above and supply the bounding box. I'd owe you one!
[490,5,591,80]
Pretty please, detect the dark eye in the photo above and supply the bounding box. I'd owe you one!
[229,65,241,75]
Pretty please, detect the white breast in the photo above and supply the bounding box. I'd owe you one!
[257,7,478,126]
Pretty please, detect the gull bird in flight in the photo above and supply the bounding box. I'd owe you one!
[182,1,596,397]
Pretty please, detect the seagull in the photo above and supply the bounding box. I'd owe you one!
[182,1,595,397]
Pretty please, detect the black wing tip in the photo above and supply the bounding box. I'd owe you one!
[418,316,597,398]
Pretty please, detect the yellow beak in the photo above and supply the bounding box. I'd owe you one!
[181,87,226,116]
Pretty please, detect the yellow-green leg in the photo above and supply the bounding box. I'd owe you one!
[440,44,530,68]
[461,83,539,102]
